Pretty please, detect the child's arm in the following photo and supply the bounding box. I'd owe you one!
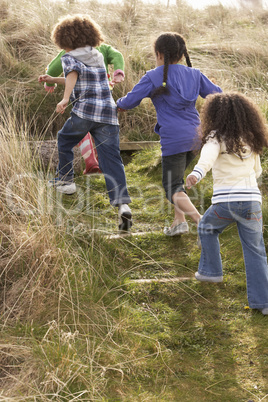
[199,73,222,98]
[254,154,262,179]
[38,74,65,86]
[186,137,221,188]
[43,50,66,91]
[117,74,153,110]
[56,71,78,114]
[98,44,125,84]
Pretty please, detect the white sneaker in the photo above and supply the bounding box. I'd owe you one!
[118,204,132,231]
[261,308,268,315]
[48,178,77,195]
[195,272,223,283]
[163,221,189,236]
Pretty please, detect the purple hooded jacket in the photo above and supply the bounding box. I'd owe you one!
[117,64,222,156]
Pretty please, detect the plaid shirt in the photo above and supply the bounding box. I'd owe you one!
[61,54,118,125]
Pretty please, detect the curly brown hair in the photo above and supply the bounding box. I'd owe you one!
[51,14,104,50]
[151,32,192,98]
[200,92,268,157]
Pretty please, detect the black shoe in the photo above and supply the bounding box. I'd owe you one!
[118,204,132,231]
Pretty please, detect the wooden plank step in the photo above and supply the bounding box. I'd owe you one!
[28,140,159,172]
[129,277,193,284]
[120,141,159,151]
[105,231,161,239]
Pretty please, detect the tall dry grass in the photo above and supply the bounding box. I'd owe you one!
[0,90,126,398]
[0,91,167,399]
[1,0,267,139]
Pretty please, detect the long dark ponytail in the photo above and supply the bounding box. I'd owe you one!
[151,32,192,98]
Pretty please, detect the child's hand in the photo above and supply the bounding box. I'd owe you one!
[117,107,126,112]
[112,73,124,85]
[38,74,53,83]
[186,174,198,189]
[44,83,56,93]
[56,98,69,114]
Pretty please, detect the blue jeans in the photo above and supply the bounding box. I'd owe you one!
[198,201,268,309]
[57,112,131,206]
[162,151,196,203]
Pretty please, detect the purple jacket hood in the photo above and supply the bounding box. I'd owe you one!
[147,64,205,107]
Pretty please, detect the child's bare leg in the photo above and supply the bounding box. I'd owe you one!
[171,191,201,227]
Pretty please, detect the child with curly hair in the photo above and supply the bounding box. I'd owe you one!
[117,32,222,236]
[39,14,132,231]
[186,92,268,315]
[40,43,125,175]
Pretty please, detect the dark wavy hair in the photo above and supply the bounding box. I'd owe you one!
[200,92,268,157]
[151,32,192,98]
[51,14,104,50]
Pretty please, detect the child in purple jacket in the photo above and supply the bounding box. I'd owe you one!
[117,32,222,236]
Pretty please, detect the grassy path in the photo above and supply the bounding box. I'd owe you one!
[73,147,268,401]
[1,146,267,400]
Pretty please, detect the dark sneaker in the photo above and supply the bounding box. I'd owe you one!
[48,178,76,195]
[118,204,132,232]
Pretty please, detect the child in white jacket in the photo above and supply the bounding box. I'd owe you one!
[186,92,268,315]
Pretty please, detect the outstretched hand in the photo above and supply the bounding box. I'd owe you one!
[38,74,57,93]
[38,74,54,83]
[112,73,124,85]
[186,174,198,189]
[44,83,55,93]
[56,98,69,114]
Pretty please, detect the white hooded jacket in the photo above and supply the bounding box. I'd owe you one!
[189,132,262,204]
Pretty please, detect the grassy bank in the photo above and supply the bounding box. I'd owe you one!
[1,132,268,399]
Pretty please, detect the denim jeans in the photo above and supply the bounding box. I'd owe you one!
[198,201,268,309]
[162,151,196,203]
[57,112,131,206]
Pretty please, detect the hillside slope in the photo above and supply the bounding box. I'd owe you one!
[0,0,268,400]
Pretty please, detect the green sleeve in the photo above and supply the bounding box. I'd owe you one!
[45,50,66,87]
[97,44,125,73]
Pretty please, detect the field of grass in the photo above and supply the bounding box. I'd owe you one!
[1,0,267,139]
[0,0,268,400]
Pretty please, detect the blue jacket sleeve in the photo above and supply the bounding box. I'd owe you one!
[117,74,154,109]
[199,73,222,98]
